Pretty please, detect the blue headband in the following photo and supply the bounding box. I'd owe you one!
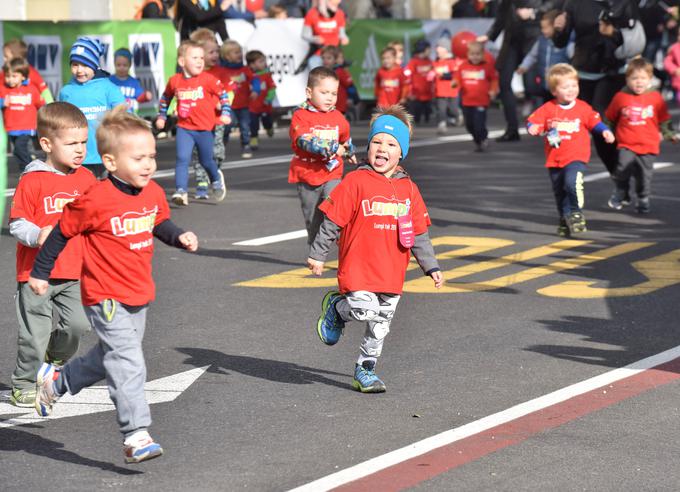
[114,48,133,61]
[367,114,410,160]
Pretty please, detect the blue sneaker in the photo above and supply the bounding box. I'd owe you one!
[195,181,210,200]
[124,430,163,464]
[352,361,386,393]
[35,362,61,417]
[316,291,345,345]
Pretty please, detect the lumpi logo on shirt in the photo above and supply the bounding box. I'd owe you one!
[317,20,338,31]
[622,105,654,123]
[382,78,400,88]
[110,207,158,237]
[311,125,339,141]
[44,191,79,214]
[552,118,581,134]
[362,195,411,218]
[6,93,33,106]
[462,69,485,81]
[177,86,204,102]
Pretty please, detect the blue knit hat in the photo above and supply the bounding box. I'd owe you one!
[114,47,132,61]
[367,114,411,161]
[70,37,103,71]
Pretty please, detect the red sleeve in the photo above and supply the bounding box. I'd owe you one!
[289,110,305,151]
[162,75,176,100]
[399,71,408,100]
[9,176,37,222]
[656,93,670,123]
[527,104,547,131]
[337,68,352,88]
[374,71,380,98]
[303,9,316,28]
[33,86,45,109]
[59,192,97,238]
[339,115,350,144]
[604,94,620,123]
[318,175,357,227]
[584,104,602,131]
[30,66,48,93]
[337,9,346,29]
[410,182,431,235]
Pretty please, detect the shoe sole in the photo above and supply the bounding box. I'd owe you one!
[607,201,623,210]
[317,291,341,346]
[125,446,163,464]
[351,379,386,393]
[214,170,227,202]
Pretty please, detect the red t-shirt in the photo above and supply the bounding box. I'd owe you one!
[249,71,276,114]
[0,82,45,134]
[374,66,407,107]
[221,65,254,109]
[288,105,350,186]
[10,166,96,282]
[528,99,603,168]
[335,66,353,113]
[433,58,461,98]
[304,7,346,48]
[605,90,669,155]
[404,57,434,101]
[456,60,497,107]
[319,168,431,294]
[28,65,48,94]
[161,72,225,131]
[58,179,171,306]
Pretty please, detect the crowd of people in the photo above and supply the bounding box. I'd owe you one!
[1,0,679,467]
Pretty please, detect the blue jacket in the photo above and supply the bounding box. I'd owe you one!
[58,71,126,165]
[519,35,573,90]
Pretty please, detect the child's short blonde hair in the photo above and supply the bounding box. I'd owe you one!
[371,104,413,136]
[189,28,219,47]
[4,38,28,59]
[626,56,653,78]
[96,105,151,156]
[37,102,87,140]
[220,40,242,59]
[547,63,578,92]
[177,40,202,58]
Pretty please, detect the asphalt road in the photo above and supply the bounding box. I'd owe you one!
[1,108,679,491]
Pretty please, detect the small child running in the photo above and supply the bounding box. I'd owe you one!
[307,105,442,393]
[29,106,199,464]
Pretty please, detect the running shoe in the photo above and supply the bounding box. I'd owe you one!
[10,387,36,408]
[172,190,188,206]
[35,362,61,417]
[316,291,345,345]
[213,170,227,202]
[636,197,651,214]
[352,361,386,393]
[566,211,587,235]
[124,430,163,464]
[195,181,210,200]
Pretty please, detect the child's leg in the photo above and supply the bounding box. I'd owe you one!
[562,161,587,214]
[262,112,274,134]
[462,106,475,137]
[223,109,237,148]
[297,182,324,244]
[308,179,341,245]
[237,108,251,148]
[633,153,654,199]
[12,135,32,170]
[214,124,225,167]
[249,111,260,139]
[612,148,636,194]
[436,98,447,126]
[194,130,221,183]
[476,107,488,142]
[46,280,90,364]
[548,167,568,218]
[175,127,196,192]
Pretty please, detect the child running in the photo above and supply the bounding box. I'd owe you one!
[527,63,615,236]
[289,66,353,251]
[29,106,199,464]
[307,105,442,393]
[374,46,408,108]
[246,49,276,150]
[605,57,676,214]
[109,47,153,113]
[8,102,95,408]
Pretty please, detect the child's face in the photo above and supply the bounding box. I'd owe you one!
[435,46,450,59]
[114,56,131,78]
[70,62,95,83]
[540,19,555,38]
[179,46,204,76]
[381,51,395,69]
[103,130,157,188]
[321,51,336,68]
[327,0,341,10]
[224,46,243,63]
[627,69,652,95]
[250,56,267,72]
[368,133,401,178]
[467,46,484,65]
[305,76,339,112]
[40,127,89,173]
[552,76,579,103]
[203,40,220,69]
[4,71,24,88]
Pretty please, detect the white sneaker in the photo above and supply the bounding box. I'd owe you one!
[171,190,188,206]
[35,363,61,417]
[212,170,227,202]
[437,121,447,135]
[124,430,163,464]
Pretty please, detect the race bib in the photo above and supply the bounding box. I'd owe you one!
[178,101,192,119]
[397,214,415,248]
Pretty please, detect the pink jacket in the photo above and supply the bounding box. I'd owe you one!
[664,42,680,90]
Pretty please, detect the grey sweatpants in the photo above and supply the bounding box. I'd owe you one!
[297,179,340,246]
[336,291,401,367]
[60,301,150,437]
[613,148,654,199]
[435,97,460,125]
[12,280,89,390]
[194,124,226,186]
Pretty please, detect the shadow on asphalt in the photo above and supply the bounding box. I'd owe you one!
[192,248,301,266]
[176,347,353,391]
[0,426,142,475]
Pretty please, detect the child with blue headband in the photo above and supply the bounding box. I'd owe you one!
[307,105,443,393]
[109,47,153,113]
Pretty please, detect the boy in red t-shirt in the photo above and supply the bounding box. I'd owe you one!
[307,105,442,393]
[320,46,359,115]
[454,41,498,151]
[528,64,615,236]
[374,47,407,108]
[605,58,676,214]
[0,58,45,170]
[30,107,199,464]
[289,67,354,252]
[8,102,95,408]
[156,40,231,206]
[433,38,463,134]
[3,38,54,103]
[246,49,276,150]
[404,40,435,125]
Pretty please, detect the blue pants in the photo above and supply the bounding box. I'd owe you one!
[462,105,488,144]
[249,111,273,137]
[225,107,251,148]
[548,161,586,218]
[175,127,220,192]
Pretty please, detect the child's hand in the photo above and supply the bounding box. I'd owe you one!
[516,66,527,75]
[671,134,680,144]
[37,225,53,247]
[28,276,48,296]
[220,114,232,126]
[602,130,615,143]
[144,90,153,101]
[335,144,346,158]
[179,232,198,252]
[430,270,443,289]
[250,91,258,100]
[450,80,458,88]
[307,258,324,276]
[347,154,358,165]
[527,124,542,136]
[155,118,166,130]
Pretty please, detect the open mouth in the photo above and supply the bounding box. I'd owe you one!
[374,156,388,165]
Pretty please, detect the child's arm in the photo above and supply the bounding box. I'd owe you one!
[411,231,443,289]
[153,219,198,251]
[28,223,71,295]
[9,218,52,247]
[307,215,341,275]
[155,80,174,129]
[517,40,538,74]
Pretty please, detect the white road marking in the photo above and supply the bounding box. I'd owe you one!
[584,162,673,182]
[287,344,680,492]
[233,229,308,246]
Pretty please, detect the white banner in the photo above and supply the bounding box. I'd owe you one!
[128,33,165,110]
[23,35,62,97]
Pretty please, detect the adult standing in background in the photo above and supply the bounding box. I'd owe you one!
[175,0,230,41]
[477,0,550,142]
[222,0,268,21]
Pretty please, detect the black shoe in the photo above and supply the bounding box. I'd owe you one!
[496,130,520,142]
[566,211,587,235]
[636,197,650,214]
